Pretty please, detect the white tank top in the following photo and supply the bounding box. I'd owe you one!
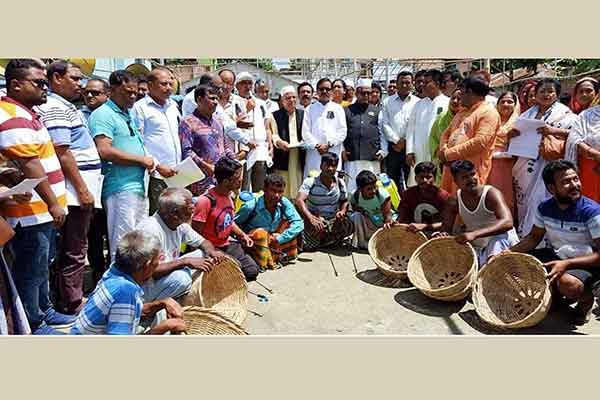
[457,185,497,248]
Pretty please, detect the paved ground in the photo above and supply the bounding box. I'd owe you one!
[243,246,600,335]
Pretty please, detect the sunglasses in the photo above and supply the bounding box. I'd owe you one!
[22,78,49,89]
[85,90,105,97]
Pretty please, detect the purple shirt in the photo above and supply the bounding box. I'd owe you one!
[179,109,235,195]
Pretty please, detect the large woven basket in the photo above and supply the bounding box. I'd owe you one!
[180,255,248,325]
[407,237,477,301]
[368,225,428,278]
[182,306,248,335]
[473,252,551,329]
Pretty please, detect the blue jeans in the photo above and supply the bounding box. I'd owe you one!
[10,222,56,328]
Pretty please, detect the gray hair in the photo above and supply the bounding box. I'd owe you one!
[115,230,161,275]
[157,187,192,215]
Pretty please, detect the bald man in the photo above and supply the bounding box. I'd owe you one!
[131,68,181,214]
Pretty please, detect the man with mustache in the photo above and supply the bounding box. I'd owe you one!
[509,160,600,325]
[297,82,314,110]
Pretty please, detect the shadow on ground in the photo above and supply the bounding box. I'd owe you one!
[458,309,583,335]
[394,289,466,317]
[356,269,412,289]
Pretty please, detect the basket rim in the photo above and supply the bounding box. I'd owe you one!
[182,306,249,335]
[368,225,428,276]
[407,236,478,294]
[473,252,551,328]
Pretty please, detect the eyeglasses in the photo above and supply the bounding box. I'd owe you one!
[22,78,49,89]
[84,90,104,97]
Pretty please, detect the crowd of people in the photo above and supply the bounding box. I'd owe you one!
[0,58,600,335]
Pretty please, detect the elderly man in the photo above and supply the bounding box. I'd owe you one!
[380,71,419,191]
[235,72,273,192]
[405,69,449,186]
[343,78,387,193]
[71,230,187,335]
[131,68,181,214]
[89,70,155,260]
[344,79,356,104]
[302,78,347,178]
[235,174,304,270]
[272,85,305,199]
[79,78,109,125]
[295,152,353,251]
[136,187,223,302]
[35,60,102,315]
[509,160,600,325]
[0,59,71,334]
[297,81,314,110]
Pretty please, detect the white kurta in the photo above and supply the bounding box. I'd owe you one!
[302,100,347,178]
[405,93,449,185]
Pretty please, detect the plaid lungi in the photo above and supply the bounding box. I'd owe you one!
[302,216,354,251]
[247,220,298,270]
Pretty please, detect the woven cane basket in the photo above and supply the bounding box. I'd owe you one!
[407,237,477,301]
[368,225,428,278]
[180,255,248,325]
[182,306,248,335]
[473,253,551,329]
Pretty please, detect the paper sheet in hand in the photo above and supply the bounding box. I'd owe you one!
[164,157,206,188]
[246,143,270,171]
[0,177,47,200]
[286,141,305,149]
[506,118,546,159]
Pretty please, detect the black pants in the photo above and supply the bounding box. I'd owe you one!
[87,208,110,286]
[385,147,408,192]
[219,241,259,282]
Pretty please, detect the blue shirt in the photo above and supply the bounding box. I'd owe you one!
[88,99,147,198]
[533,195,600,252]
[234,196,304,244]
[71,265,143,335]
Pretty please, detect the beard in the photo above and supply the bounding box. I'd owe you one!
[555,191,580,205]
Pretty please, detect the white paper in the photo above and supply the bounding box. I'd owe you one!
[506,118,545,159]
[164,157,206,188]
[286,141,306,149]
[246,143,270,171]
[65,171,104,209]
[0,177,47,199]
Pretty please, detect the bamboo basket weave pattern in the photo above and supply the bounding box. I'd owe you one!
[473,253,551,329]
[407,237,477,301]
[182,306,248,335]
[180,255,248,325]
[368,225,428,278]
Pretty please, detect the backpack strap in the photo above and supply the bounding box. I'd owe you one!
[204,192,217,209]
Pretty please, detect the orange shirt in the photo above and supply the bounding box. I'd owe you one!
[440,101,500,195]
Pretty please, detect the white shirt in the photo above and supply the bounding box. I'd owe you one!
[182,90,197,118]
[486,94,498,107]
[131,95,182,169]
[136,214,205,263]
[265,99,279,114]
[405,93,450,158]
[379,93,420,144]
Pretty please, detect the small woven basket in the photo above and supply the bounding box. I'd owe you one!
[182,306,248,335]
[473,252,551,329]
[180,255,248,325]
[368,225,428,278]
[407,237,477,301]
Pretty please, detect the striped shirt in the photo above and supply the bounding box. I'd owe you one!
[70,265,143,335]
[0,96,67,227]
[533,196,600,252]
[299,175,347,219]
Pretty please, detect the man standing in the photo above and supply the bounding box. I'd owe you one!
[79,79,108,125]
[0,59,71,334]
[442,70,462,97]
[380,71,419,191]
[36,60,101,315]
[131,68,181,214]
[90,70,155,260]
[369,82,383,108]
[405,69,449,186]
[272,86,305,199]
[302,78,347,178]
[136,75,149,101]
[414,69,427,98]
[343,79,387,193]
[255,79,279,113]
[387,80,397,97]
[297,82,314,110]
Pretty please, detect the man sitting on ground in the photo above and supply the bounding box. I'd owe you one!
[136,187,224,302]
[191,157,259,281]
[234,174,304,270]
[349,170,396,249]
[394,161,450,235]
[508,160,600,325]
[71,230,187,335]
[435,160,518,266]
[295,152,353,251]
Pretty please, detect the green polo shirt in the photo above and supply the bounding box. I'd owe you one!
[89,99,146,199]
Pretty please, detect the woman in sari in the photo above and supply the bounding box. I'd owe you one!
[429,88,463,184]
[487,91,520,215]
[510,79,577,239]
[518,80,538,114]
[569,77,599,115]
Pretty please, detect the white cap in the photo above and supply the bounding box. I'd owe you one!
[356,78,372,89]
[280,85,296,97]
[236,71,255,84]
[344,79,355,88]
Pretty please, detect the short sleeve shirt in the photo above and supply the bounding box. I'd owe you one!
[397,186,450,224]
[192,188,235,248]
[299,175,347,219]
[350,187,393,227]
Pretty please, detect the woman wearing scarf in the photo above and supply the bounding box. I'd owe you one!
[569,77,599,115]
[487,92,520,215]
[518,80,538,114]
[510,79,577,239]
[429,88,463,184]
